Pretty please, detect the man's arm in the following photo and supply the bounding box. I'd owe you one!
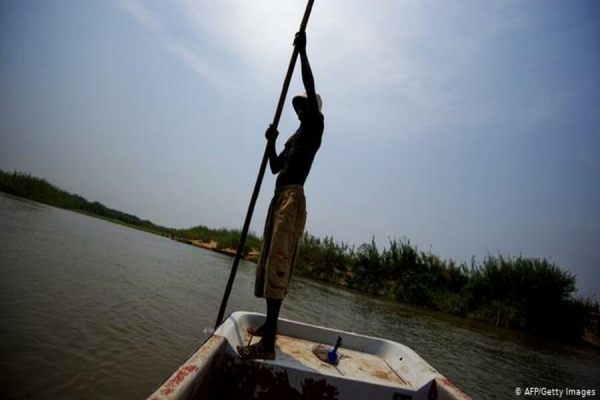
[294,32,319,113]
[265,125,285,174]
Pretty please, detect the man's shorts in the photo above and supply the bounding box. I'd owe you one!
[254,185,306,299]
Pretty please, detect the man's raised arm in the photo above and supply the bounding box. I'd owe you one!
[294,31,319,113]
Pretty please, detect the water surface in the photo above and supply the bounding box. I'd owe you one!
[0,193,598,399]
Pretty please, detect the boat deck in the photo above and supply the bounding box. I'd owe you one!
[249,334,413,389]
[216,312,449,399]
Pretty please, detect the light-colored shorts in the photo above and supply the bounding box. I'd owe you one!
[254,185,306,299]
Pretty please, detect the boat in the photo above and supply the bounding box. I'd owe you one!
[148,311,471,399]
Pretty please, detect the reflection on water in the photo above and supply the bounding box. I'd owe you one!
[0,193,598,399]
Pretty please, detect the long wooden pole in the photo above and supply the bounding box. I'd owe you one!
[214,0,316,329]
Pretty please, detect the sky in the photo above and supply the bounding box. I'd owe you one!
[1,1,599,297]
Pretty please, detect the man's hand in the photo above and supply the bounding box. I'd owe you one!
[294,31,306,53]
[265,124,279,142]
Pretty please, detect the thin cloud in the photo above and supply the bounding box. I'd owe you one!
[114,0,229,86]
[115,0,162,33]
[180,0,407,87]
[162,39,233,88]
[182,0,304,81]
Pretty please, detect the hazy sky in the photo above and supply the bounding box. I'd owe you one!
[1,1,599,296]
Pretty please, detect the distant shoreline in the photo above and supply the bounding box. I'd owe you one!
[175,238,260,262]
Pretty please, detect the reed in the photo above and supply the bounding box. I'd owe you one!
[297,234,599,343]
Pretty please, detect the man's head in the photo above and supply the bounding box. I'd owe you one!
[292,92,322,120]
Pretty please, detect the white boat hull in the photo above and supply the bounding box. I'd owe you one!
[149,312,470,400]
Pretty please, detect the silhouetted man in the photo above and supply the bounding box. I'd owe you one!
[237,31,324,360]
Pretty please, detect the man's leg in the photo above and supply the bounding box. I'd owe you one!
[262,298,282,348]
[237,298,281,360]
[247,297,282,337]
[238,189,301,360]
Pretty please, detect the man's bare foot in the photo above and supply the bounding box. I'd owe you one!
[237,341,276,360]
[246,324,266,337]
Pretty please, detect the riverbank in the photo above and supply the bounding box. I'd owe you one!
[175,235,600,347]
[1,170,598,346]
[179,231,600,347]
[294,235,600,347]
[174,237,260,261]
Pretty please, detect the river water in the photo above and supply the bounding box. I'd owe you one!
[0,192,598,399]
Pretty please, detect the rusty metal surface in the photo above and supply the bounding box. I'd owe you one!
[213,350,343,400]
[434,378,472,400]
[147,335,227,400]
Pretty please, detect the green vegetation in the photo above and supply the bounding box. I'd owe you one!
[296,235,599,343]
[0,170,172,235]
[2,169,598,343]
[0,170,259,254]
[174,225,261,256]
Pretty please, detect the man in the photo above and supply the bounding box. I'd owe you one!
[237,31,324,360]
